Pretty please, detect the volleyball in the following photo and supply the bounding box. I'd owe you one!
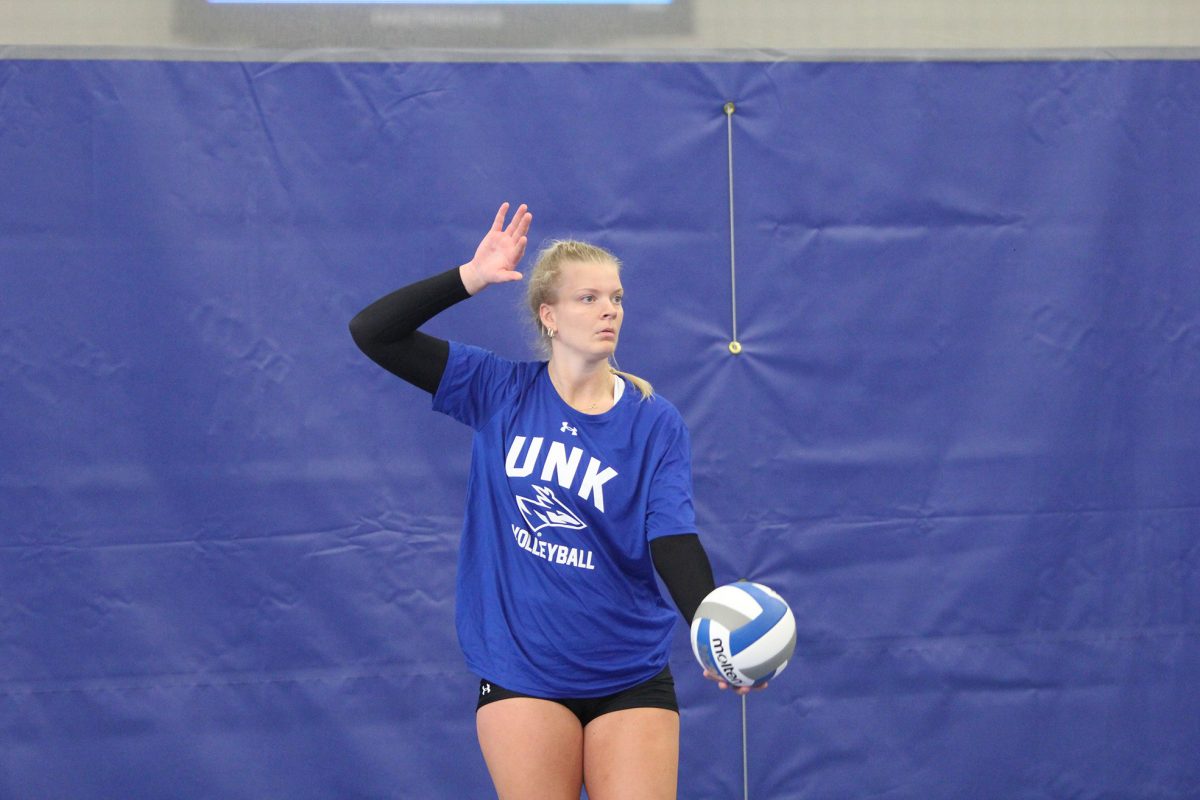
[691,580,796,688]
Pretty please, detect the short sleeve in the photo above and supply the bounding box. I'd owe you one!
[645,414,698,541]
[431,342,523,430]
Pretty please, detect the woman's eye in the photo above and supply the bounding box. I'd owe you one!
[613,295,624,305]
[581,295,594,303]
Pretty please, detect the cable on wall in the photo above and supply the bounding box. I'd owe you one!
[724,100,743,356]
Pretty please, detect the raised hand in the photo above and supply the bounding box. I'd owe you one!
[459,202,533,296]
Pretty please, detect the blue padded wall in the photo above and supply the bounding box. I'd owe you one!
[2,58,1199,798]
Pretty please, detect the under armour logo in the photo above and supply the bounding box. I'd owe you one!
[481,682,491,696]
[561,421,578,436]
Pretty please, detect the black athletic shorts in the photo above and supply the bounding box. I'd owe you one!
[476,665,678,726]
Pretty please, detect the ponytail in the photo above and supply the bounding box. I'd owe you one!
[611,367,654,400]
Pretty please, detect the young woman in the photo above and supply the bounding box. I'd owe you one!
[350,203,759,800]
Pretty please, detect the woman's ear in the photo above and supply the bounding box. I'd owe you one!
[539,303,555,333]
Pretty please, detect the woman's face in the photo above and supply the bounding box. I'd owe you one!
[541,259,624,362]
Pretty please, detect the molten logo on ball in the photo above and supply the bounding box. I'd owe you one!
[710,637,738,682]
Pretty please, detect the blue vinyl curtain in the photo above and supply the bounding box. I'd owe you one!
[1,58,1198,798]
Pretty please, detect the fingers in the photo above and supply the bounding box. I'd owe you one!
[515,208,532,241]
[504,203,529,237]
[734,681,768,696]
[491,202,510,232]
[491,202,532,249]
[703,668,766,694]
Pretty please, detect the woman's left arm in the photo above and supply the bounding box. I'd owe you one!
[653,534,768,695]
[649,533,715,624]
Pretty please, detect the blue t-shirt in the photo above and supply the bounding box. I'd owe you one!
[432,342,697,697]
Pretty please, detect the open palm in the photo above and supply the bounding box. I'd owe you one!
[461,202,533,295]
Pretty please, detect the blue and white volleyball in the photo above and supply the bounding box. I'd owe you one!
[691,581,796,688]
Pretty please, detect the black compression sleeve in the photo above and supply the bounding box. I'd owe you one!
[650,533,717,624]
[348,266,471,394]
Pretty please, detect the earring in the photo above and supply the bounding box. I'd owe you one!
[547,328,556,339]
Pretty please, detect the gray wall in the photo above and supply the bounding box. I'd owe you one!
[3,0,1199,58]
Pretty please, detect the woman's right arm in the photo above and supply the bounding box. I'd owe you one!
[348,203,532,394]
[348,267,467,394]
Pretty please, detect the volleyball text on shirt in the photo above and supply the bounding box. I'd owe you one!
[507,438,608,571]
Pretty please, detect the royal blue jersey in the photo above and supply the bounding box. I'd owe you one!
[432,342,697,697]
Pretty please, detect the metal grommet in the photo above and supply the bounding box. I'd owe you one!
[728,341,743,355]
[723,101,736,116]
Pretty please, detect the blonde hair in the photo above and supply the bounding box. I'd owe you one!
[527,239,654,400]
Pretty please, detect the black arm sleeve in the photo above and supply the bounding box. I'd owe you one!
[348,266,471,394]
[651,533,717,624]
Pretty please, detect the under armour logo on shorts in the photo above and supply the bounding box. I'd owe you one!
[481,682,491,696]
